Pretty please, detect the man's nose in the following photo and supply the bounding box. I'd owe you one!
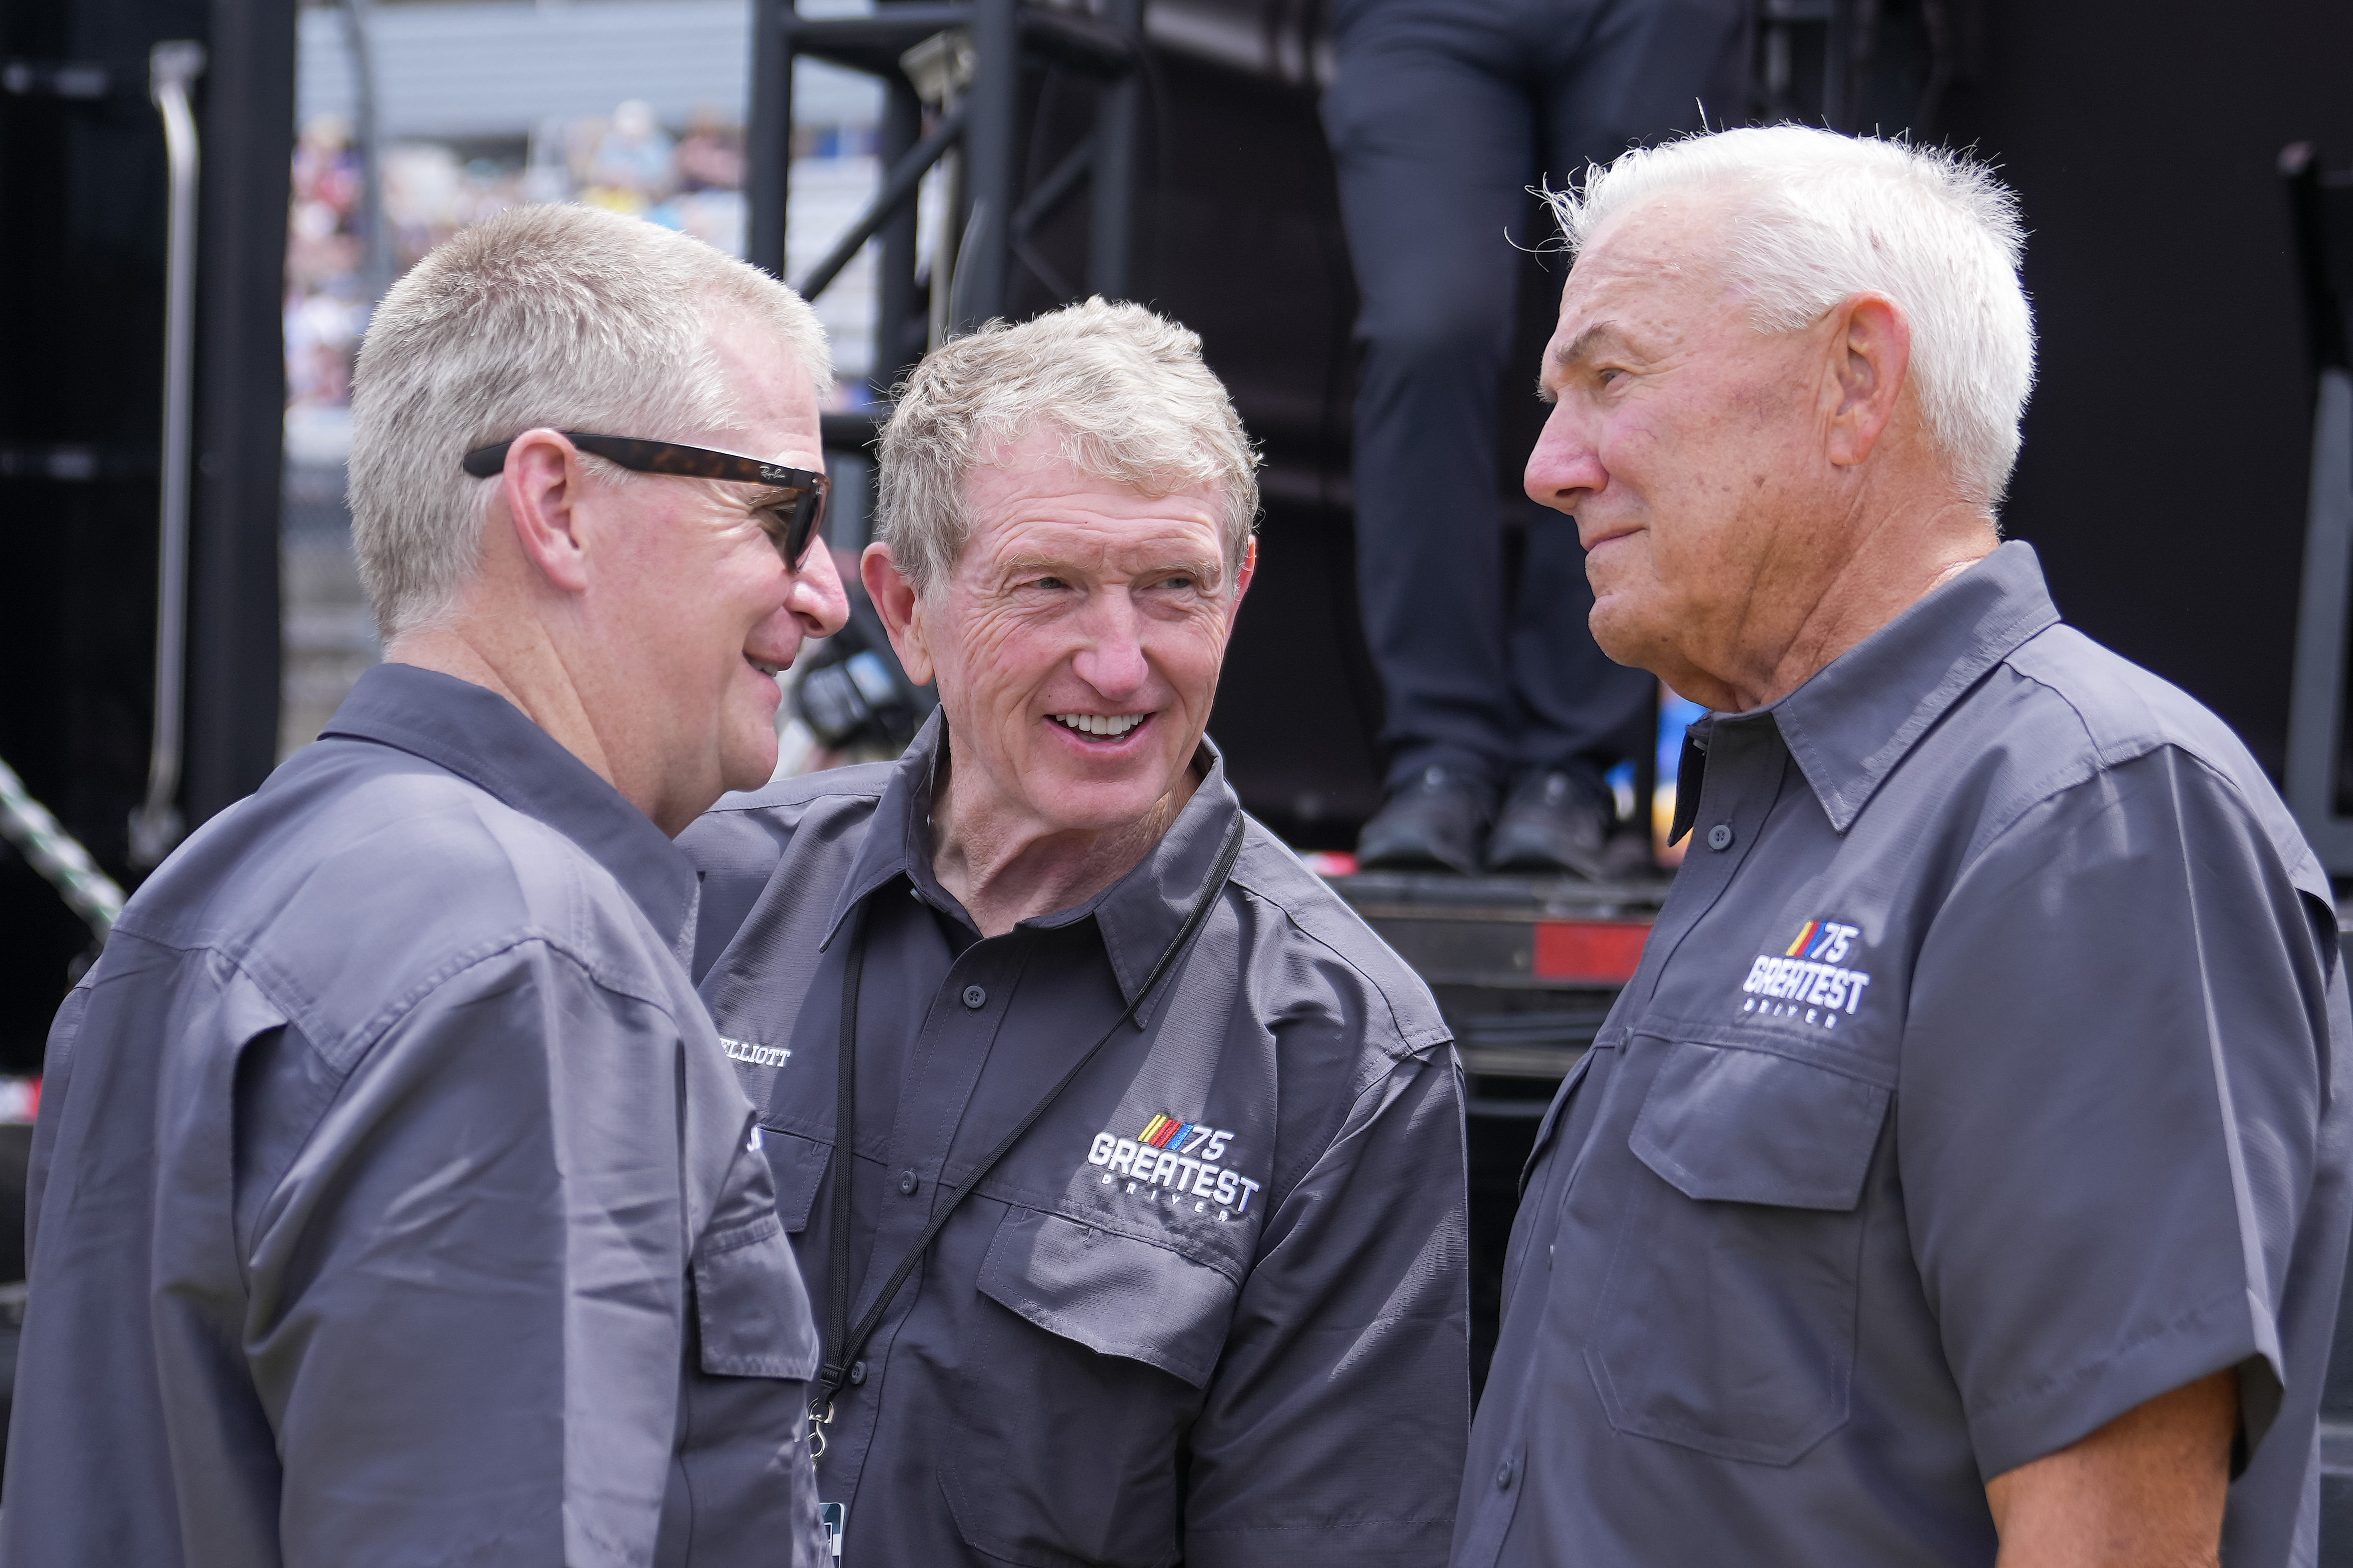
[1070,592,1150,698]
[1524,403,1606,515]
[790,542,852,638]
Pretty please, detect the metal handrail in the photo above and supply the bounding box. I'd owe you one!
[129,40,205,869]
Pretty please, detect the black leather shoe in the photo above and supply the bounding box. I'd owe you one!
[1485,770,1612,878]
[1355,766,1494,875]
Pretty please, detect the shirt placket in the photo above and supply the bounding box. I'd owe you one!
[1478,717,1789,1564]
[823,915,1028,1511]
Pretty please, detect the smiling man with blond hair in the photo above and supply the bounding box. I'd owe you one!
[681,296,1470,1568]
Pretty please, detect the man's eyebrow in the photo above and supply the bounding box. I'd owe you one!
[1536,320,1632,404]
[1545,321,1627,379]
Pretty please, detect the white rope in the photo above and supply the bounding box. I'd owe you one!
[0,755,125,938]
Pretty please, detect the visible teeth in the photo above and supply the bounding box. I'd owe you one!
[1052,713,1145,738]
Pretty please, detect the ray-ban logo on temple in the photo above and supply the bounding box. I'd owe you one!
[1087,1114,1261,1217]
[1741,918,1871,1027]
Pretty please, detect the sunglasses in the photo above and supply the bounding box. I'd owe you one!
[461,431,830,568]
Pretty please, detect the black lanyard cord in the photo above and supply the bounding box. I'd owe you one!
[808,816,1246,1457]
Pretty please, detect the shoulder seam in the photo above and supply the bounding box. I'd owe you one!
[1226,861,1453,1067]
[162,926,687,1076]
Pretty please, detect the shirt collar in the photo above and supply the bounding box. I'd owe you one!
[820,709,1242,1022]
[319,663,701,950]
[1758,539,2062,832]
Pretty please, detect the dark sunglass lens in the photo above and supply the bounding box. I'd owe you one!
[787,489,824,567]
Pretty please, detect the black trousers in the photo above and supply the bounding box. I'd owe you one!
[1323,0,1748,794]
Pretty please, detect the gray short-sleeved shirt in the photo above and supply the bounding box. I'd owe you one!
[2,663,825,1568]
[679,719,1470,1568]
[1456,543,2353,1567]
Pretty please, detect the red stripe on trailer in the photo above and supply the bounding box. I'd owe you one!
[1532,920,1651,983]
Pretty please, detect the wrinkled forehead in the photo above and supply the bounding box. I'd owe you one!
[1557,188,1744,327]
[952,431,1231,576]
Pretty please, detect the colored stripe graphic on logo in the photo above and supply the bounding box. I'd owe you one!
[1166,1122,1194,1150]
[1138,1114,1170,1145]
[1785,921,1820,958]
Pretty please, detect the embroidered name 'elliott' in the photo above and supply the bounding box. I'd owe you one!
[1742,919,1872,1022]
[1088,1114,1263,1215]
[720,1035,792,1069]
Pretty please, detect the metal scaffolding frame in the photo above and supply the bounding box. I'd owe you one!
[747,0,1147,454]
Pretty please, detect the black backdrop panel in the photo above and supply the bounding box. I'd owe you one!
[1944,0,2353,781]
[0,0,289,1072]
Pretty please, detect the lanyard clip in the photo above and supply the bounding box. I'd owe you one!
[807,1394,836,1460]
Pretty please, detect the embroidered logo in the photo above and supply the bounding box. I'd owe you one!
[1086,1114,1261,1218]
[719,1035,792,1069]
[1740,919,1872,1028]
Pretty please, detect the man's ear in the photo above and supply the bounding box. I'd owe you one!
[862,543,935,686]
[1825,293,1912,469]
[1224,536,1259,631]
[501,429,593,594]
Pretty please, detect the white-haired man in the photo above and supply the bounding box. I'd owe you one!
[2,205,850,1566]
[1455,126,2352,1567]
[681,297,1470,1568]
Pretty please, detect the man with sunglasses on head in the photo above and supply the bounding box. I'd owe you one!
[2,204,849,1567]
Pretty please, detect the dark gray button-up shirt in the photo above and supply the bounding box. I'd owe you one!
[1456,543,2353,1567]
[3,664,824,1568]
[681,720,1469,1568]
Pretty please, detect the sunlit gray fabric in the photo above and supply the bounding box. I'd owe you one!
[1456,542,2353,1567]
[2,663,824,1568]
[682,723,1469,1568]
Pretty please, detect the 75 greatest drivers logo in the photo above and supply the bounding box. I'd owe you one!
[1086,1113,1261,1221]
[1740,917,1872,1029]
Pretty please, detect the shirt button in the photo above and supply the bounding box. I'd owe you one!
[962,984,987,1009]
[848,1360,867,1386]
[897,1169,919,1196]
[1706,821,1735,851]
[1496,1457,1517,1490]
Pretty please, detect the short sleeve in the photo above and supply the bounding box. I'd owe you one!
[1899,745,2336,1480]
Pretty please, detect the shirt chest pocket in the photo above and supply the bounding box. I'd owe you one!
[940,1204,1242,1568]
[1587,1040,1888,1466]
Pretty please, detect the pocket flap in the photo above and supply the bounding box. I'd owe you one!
[760,1126,832,1235]
[1630,1043,1887,1212]
[694,1215,822,1379]
[975,1208,1239,1388]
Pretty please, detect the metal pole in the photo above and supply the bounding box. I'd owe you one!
[1087,0,1142,300]
[794,103,968,303]
[338,0,392,299]
[747,0,797,277]
[131,40,206,870]
[953,0,1018,331]
[876,77,925,390]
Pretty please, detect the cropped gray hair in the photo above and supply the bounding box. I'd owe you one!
[875,298,1259,595]
[1546,126,2036,507]
[348,203,831,641]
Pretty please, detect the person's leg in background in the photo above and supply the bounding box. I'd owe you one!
[1323,0,1571,873]
[1486,0,1753,873]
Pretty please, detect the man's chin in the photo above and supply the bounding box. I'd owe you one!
[1586,599,1655,672]
[719,733,782,799]
[1025,764,1182,837]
